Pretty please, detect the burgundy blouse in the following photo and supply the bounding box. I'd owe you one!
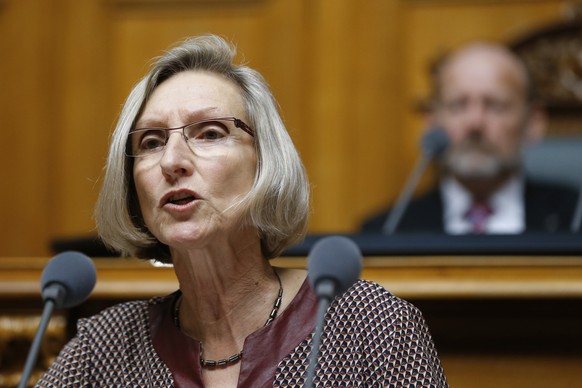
[149,279,318,387]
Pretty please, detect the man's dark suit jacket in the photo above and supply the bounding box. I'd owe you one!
[361,180,580,234]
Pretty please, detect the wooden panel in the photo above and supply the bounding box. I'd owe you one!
[306,0,404,232]
[50,0,113,239]
[0,0,55,256]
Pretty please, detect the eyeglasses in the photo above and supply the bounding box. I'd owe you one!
[126,116,254,158]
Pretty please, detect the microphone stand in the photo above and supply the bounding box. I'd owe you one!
[18,285,65,388]
[382,154,430,235]
[382,126,448,235]
[304,281,335,388]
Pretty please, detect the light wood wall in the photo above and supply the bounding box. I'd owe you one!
[0,0,571,256]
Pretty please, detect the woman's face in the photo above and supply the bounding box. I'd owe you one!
[132,70,257,249]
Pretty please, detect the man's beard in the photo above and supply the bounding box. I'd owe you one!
[440,135,520,182]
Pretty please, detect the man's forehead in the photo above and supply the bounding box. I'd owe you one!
[440,47,528,99]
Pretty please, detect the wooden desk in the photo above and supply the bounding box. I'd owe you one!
[4,255,582,299]
[2,256,582,387]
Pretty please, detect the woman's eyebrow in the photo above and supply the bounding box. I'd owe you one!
[179,107,221,123]
[135,107,220,128]
[134,118,166,128]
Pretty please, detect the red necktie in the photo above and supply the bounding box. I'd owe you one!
[465,201,492,234]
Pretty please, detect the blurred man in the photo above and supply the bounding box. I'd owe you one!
[362,42,578,234]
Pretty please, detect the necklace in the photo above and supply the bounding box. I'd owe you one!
[172,270,283,368]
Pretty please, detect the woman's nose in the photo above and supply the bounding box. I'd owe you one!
[159,131,194,179]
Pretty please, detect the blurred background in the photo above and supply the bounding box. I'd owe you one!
[2,1,582,386]
[1,0,581,257]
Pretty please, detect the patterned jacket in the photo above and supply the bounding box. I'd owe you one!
[37,279,448,387]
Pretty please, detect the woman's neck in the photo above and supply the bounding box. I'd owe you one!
[172,242,279,354]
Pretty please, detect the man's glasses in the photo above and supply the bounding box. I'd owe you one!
[126,117,254,158]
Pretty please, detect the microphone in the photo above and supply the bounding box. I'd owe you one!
[18,251,97,388]
[382,126,449,234]
[305,236,363,388]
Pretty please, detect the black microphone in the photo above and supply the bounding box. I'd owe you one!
[305,236,363,388]
[382,126,449,234]
[18,251,97,388]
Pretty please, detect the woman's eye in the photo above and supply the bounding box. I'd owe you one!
[187,121,229,142]
[140,131,166,150]
[200,129,225,140]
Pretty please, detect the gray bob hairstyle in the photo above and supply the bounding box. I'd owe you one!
[95,34,310,262]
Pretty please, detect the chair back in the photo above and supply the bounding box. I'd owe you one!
[523,136,582,189]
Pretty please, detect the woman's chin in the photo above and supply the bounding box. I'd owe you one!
[158,225,210,249]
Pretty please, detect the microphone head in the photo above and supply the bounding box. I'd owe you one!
[41,251,97,308]
[307,236,363,298]
[421,126,449,158]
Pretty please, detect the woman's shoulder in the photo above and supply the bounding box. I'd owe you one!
[340,278,396,304]
[76,294,172,335]
[334,279,423,320]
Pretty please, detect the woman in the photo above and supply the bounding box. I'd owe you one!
[37,34,447,387]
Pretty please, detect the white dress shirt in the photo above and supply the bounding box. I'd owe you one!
[441,175,525,234]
